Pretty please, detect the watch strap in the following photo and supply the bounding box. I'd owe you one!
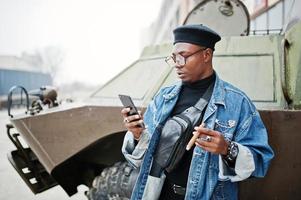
[223,141,239,167]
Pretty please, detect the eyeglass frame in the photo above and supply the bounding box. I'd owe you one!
[165,47,207,67]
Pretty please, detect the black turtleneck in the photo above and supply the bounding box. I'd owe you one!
[171,73,216,116]
[165,72,216,187]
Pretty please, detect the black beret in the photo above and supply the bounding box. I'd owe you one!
[173,24,221,50]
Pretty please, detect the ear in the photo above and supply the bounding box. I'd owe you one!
[203,49,213,63]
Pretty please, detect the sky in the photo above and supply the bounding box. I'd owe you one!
[0,0,163,86]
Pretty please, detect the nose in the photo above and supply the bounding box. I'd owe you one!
[174,62,183,69]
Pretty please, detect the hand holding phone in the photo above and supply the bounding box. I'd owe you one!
[119,94,145,128]
[119,94,139,116]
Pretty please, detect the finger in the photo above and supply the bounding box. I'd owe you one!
[197,134,217,142]
[194,126,219,137]
[126,114,142,122]
[195,138,217,148]
[201,135,213,142]
[121,107,131,117]
[187,127,216,151]
[126,120,144,129]
[123,117,129,123]
[125,120,144,130]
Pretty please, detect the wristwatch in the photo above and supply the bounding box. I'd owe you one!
[224,141,239,162]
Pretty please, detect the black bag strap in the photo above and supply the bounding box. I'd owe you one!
[194,81,214,110]
[164,82,214,172]
[150,81,215,177]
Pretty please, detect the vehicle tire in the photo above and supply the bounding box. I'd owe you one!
[86,161,139,200]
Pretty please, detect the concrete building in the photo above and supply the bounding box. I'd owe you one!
[144,0,298,47]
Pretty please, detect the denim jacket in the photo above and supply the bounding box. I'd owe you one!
[122,74,274,200]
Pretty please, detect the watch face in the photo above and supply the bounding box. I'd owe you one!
[225,142,239,162]
[230,143,239,158]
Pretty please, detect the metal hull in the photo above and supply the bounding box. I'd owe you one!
[240,109,301,199]
[10,104,125,173]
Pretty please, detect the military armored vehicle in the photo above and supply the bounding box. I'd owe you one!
[5,0,301,199]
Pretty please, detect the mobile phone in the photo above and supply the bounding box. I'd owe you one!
[118,94,139,115]
[118,94,144,128]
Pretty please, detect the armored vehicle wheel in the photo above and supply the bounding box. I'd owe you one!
[86,161,139,200]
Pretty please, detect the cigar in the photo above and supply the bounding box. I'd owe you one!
[186,123,205,151]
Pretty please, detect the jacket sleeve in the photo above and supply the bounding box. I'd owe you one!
[218,143,255,181]
[121,129,150,169]
[234,108,274,178]
[219,99,274,181]
[121,89,163,169]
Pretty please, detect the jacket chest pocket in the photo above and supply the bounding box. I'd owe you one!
[214,119,236,140]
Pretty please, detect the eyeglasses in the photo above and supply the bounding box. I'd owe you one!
[165,48,207,67]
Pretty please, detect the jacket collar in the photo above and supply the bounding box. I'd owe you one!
[211,73,226,107]
[162,71,226,108]
[162,81,182,100]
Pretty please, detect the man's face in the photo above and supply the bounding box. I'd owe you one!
[172,42,213,83]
